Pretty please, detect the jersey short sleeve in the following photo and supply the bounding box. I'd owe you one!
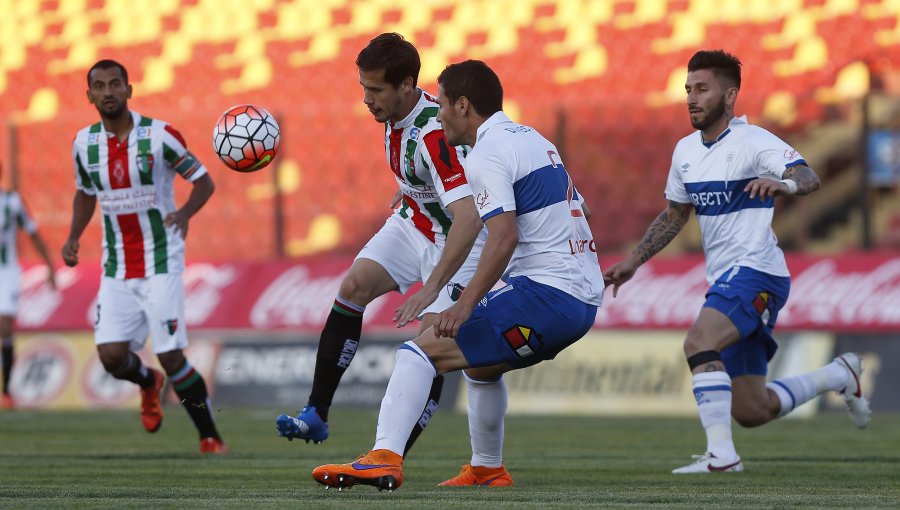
[467,148,516,222]
[419,126,472,207]
[72,136,97,196]
[161,124,208,182]
[664,146,690,203]
[747,126,805,179]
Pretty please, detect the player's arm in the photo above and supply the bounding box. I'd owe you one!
[164,173,215,239]
[394,195,483,327]
[28,231,56,288]
[602,200,692,297]
[62,190,97,267]
[434,210,517,338]
[745,163,820,199]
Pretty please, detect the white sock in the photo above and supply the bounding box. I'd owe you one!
[465,373,506,468]
[374,341,436,456]
[767,360,849,417]
[693,371,738,460]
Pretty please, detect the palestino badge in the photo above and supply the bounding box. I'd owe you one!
[165,319,178,335]
[503,325,541,358]
[446,282,465,302]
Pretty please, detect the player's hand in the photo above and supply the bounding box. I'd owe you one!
[434,300,474,338]
[389,190,403,209]
[745,178,788,199]
[61,239,80,267]
[602,259,639,298]
[394,285,440,328]
[164,210,190,239]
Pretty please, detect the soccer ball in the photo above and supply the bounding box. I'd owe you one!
[213,104,280,172]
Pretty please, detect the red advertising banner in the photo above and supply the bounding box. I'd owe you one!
[17,252,900,333]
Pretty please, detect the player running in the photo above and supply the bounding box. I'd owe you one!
[274,33,488,457]
[0,162,56,409]
[310,59,603,491]
[603,50,870,474]
[63,59,226,453]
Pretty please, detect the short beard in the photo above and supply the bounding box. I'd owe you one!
[691,95,726,131]
[98,102,127,121]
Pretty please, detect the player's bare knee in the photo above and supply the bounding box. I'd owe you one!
[338,274,376,306]
[732,407,772,428]
[98,348,128,374]
[156,349,186,375]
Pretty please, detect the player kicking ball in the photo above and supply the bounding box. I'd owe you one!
[603,50,870,474]
[310,60,604,491]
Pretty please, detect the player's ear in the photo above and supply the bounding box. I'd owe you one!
[400,76,414,94]
[86,89,95,105]
[126,83,133,99]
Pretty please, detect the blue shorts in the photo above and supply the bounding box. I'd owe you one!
[704,266,790,378]
[455,276,598,370]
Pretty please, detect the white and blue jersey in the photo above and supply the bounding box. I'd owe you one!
[467,112,604,307]
[665,115,805,285]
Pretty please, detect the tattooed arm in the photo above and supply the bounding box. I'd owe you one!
[745,163,821,199]
[602,200,692,297]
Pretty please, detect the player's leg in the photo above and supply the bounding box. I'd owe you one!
[760,353,870,428]
[312,276,595,490]
[279,217,421,443]
[95,277,161,431]
[399,312,444,456]
[672,306,744,474]
[1,315,15,407]
[148,274,225,452]
[439,366,513,487]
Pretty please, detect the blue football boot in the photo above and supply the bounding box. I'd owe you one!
[276,405,329,444]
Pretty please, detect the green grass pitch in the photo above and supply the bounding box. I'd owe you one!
[2,408,898,509]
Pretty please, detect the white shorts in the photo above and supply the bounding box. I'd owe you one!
[0,267,20,316]
[356,214,482,315]
[94,273,188,354]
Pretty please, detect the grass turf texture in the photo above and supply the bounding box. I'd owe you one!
[1,408,898,509]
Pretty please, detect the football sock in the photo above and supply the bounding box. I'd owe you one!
[768,360,849,417]
[403,374,443,456]
[1,336,12,395]
[465,373,506,468]
[307,296,364,422]
[170,361,221,440]
[692,371,738,459]
[109,352,154,389]
[374,341,436,456]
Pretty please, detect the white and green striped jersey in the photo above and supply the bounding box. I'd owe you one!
[385,90,472,247]
[0,190,37,269]
[72,110,207,279]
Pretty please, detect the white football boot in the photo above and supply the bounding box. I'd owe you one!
[672,452,744,474]
[834,353,871,429]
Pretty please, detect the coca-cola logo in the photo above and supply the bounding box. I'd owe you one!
[183,263,237,325]
[597,263,708,327]
[249,266,389,328]
[782,259,900,327]
[18,266,79,328]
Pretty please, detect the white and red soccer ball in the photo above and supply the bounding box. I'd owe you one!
[213,104,280,172]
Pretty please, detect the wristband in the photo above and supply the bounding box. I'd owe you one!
[779,178,798,195]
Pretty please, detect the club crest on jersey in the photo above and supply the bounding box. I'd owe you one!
[503,324,541,358]
[446,282,465,301]
[164,319,178,335]
[136,154,154,173]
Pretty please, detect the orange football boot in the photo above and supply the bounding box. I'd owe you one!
[139,368,165,433]
[439,464,514,487]
[199,437,229,454]
[312,449,403,491]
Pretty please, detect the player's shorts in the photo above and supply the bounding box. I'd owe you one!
[94,273,188,354]
[0,266,20,316]
[454,276,598,370]
[356,214,480,315]
[704,266,791,378]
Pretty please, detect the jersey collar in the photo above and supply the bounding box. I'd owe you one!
[102,110,141,144]
[475,111,512,144]
[700,114,747,148]
[391,89,429,130]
